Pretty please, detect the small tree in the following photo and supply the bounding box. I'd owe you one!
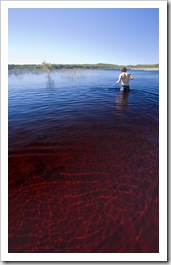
[41,60,54,82]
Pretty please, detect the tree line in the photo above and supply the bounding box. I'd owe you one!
[8,62,159,71]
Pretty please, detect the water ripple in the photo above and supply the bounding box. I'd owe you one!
[8,69,159,253]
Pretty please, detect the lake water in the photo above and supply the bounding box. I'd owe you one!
[8,69,159,253]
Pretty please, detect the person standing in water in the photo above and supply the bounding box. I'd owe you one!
[116,67,134,92]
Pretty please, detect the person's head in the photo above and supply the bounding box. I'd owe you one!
[121,67,127,72]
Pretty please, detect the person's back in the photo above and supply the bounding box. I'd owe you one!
[120,72,132,85]
[116,67,134,92]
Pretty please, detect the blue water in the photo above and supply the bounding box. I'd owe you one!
[8,69,159,146]
[8,69,159,253]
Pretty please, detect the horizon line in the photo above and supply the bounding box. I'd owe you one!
[8,63,159,66]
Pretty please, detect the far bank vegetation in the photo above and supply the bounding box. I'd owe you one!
[8,63,159,71]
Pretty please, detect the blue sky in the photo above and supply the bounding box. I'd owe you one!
[8,8,159,65]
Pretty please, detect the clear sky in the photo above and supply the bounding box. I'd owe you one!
[8,8,159,65]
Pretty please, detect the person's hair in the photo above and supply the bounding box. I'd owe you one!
[121,67,127,72]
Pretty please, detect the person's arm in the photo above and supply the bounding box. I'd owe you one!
[116,74,122,83]
[129,73,134,80]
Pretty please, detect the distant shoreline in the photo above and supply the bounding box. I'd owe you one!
[129,68,159,71]
[8,64,159,71]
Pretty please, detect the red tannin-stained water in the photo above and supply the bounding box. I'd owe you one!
[8,69,159,253]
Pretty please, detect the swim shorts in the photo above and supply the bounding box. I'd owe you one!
[120,85,130,92]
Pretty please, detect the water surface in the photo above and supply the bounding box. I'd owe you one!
[8,69,159,253]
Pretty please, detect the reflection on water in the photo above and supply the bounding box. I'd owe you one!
[8,69,159,253]
[46,77,55,88]
[115,91,130,112]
